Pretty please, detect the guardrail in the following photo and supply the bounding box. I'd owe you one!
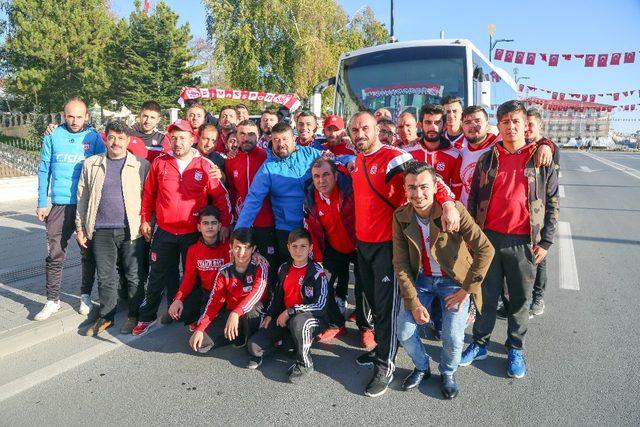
[0,137,41,178]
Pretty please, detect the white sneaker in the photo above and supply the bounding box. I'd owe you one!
[34,300,60,321]
[335,297,346,315]
[79,294,92,315]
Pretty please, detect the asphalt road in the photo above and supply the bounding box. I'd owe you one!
[0,150,639,426]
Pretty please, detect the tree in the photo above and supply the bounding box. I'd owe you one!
[107,0,201,109]
[203,0,388,107]
[1,0,114,112]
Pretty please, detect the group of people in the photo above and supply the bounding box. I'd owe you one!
[34,94,558,399]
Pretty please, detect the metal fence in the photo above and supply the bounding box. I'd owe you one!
[0,138,41,178]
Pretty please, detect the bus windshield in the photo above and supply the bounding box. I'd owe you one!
[334,45,467,120]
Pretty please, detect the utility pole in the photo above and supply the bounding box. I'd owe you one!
[390,0,396,42]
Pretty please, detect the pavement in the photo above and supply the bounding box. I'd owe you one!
[0,150,639,425]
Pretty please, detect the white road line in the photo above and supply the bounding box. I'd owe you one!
[582,152,640,180]
[558,171,562,178]
[0,324,165,403]
[579,165,599,173]
[558,221,580,291]
[559,185,565,198]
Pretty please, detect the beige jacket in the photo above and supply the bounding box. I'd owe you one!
[76,152,150,240]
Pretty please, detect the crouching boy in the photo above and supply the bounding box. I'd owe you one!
[189,228,268,353]
[247,228,329,383]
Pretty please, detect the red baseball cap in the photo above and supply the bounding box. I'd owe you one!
[323,115,345,130]
[166,119,193,133]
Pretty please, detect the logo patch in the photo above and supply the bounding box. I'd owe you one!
[233,170,239,178]
[194,170,203,181]
[242,285,252,293]
[267,246,275,255]
[436,161,445,172]
[83,142,90,151]
[304,286,314,298]
[382,276,391,283]
[246,275,253,284]
[150,252,157,262]
[369,165,378,174]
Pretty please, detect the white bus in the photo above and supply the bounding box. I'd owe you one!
[311,38,518,122]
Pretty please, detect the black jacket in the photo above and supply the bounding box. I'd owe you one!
[267,260,328,318]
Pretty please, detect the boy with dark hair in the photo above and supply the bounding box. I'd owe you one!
[440,95,465,150]
[168,206,230,327]
[246,228,329,383]
[189,227,268,353]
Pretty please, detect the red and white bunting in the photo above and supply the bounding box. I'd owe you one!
[491,49,639,67]
[178,87,301,111]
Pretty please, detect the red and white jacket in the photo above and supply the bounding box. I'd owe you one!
[141,150,232,235]
[405,138,461,192]
[224,147,275,228]
[322,138,357,156]
[452,133,501,207]
[173,239,231,302]
[443,130,466,151]
[196,259,269,332]
[100,130,171,163]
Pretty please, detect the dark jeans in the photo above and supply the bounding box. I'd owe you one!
[92,228,144,321]
[323,244,373,331]
[204,302,264,348]
[533,257,547,299]
[45,204,95,300]
[138,227,198,322]
[253,226,278,293]
[248,311,328,367]
[180,287,210,326]
[472,230,536,350]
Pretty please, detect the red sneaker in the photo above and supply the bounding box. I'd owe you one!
[348,312,356,322]
[132,320,157,336]
[316,326,346,343]
[360,329,376,349]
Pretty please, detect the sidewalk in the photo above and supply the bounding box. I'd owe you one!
[0,198,88,358]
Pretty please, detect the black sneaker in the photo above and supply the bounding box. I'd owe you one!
[356,349,376,366]
[288,363,314,383]
[364,368,394,397]
[529,296,545,318]
[245,356,263,369]
[496,302,508,319]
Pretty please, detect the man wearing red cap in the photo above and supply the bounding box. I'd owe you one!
[322,115,357,156]
[133,119,233,336]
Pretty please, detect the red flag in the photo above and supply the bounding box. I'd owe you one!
[549,54,559,66]
[623,91,629,97]
[597,54,608,67]
[518,84,524,92]
[504,50,514,62]
[494,49,504,61]
[144,0,150,13]
[562,54,572,60]
[552,92,558,100]
[559,93,566,100]
[581,95,588,101]
[585,54,595,67]
[624,52,636,63]
[514,51,525,64]
[574,54,585,59]
[540,53,548,62]
[589,95,595,102]
[526,52,536,65]
[611,53,622,65]
[613,93,620,101]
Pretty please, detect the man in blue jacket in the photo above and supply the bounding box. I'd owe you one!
[34,98,104,321]
[235,122,354,268]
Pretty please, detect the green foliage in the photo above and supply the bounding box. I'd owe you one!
[107,0,202,110]
[2,0,114,112]
[203,0,388,112]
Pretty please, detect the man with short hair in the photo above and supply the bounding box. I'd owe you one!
[295,111,324,150]
[132,119,233,335]
[257,108,279,150]
[213,105,238,153]
[377,118,397,146]
[187,104,207,139]
[461,100,559,379]
[440,95,465,150]
[127,100,171,162]
[395,111,419,148]
[235,104,250,122]
[322,115,356,156]
[374,108,392,122]
[304,158,375,347]
[348,110,460,397]
[35,98,104,321]
[394,161,494,398]
[75,120,149,335]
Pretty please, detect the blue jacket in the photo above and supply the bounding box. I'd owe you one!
[236,146,354,231]
[37,124,104,207]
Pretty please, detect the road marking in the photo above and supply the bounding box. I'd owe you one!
[558,221,580,291]
[559,185,565,198]
[579,165,599,173]
[0,324,165,403]
[558,171,562,178]
[582,151,640,181]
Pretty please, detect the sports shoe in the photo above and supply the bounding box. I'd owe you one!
[360,329,376,349]
[459,343,487,366]
[356,349,376,366]
[79,294,92,316]
[34,300,60,321]
[120,317,137,334]
[496,301,508,319]
[529,296,545,318]
[401,367,431,391]
[160,312,173,325]
[246,356,263,369]
[82,318,113,337]
[364,368,393,397]
[316,326,346,343]
[288,363,314,383]
[507,348,527,378]
[335,297,346,315]
[132,320,157,336]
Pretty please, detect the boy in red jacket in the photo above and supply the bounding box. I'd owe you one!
[167,206,230,327]
[189,228,268,353]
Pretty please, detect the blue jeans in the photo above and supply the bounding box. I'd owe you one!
[396,274,470,376]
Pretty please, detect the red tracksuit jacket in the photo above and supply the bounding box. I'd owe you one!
[173,239,231,301]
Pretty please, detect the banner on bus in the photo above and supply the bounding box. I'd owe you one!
[361,84,444,100]
[178,87,301,111]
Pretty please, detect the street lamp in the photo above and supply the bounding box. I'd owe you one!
[513,68,530,84]
[488,24,513,62]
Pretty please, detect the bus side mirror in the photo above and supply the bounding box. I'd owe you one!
[475,80,491,109]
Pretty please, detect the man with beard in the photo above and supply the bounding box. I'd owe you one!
[213,105,238,153]
[441,96,466,150]
[395,111,420,148]
[187,104,207,140]
[322,115,356,156]
[257,108,279,150]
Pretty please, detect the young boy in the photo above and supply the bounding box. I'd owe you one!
[246,228,329,383]
[189,227,268,353]
[168,206,230,327]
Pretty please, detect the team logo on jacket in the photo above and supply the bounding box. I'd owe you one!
[233,170,239,178]
[304,286,314,298]
[194,170,203,181]
[267,246,275,255]
[83,142,90,151]
[197,258,224,270]
[436,161,445,172]
[242,285,252,293]
[246,275,253,284]
[369,165,378,174]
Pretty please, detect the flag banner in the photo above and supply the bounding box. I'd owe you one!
[549,54,559,66]
[526,52,536,65]
[515,51,525,64]
[585,54,596,67]
[504,50,514,62]
[624,52,636,63]
[494,49,504,61]
[178,87,301,111]
[611,53,622,65]
[491,49,638,67]
[597,54,608,67]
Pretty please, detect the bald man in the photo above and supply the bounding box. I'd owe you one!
[396,111,419,148]
[35,98,105,321]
